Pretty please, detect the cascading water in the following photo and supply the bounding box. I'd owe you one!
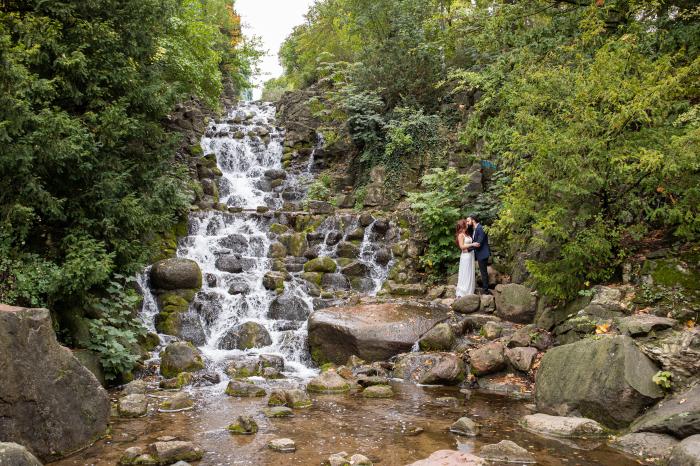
[139,101,396,380]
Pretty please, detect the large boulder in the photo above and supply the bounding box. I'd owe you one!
[218,321,272,350]
[308,304,449,364]
[535,335,664,428]
[493,284,537,323]
[160,341,205,378]
[150,258,202,290]
[393,352,466,385]
[0,305,110,462]
[631,384,700,438]
[0,442,43,466]
[669,435,700,466]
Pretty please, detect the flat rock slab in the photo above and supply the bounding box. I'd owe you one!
[308,304,449,364]
[617,315,676,336]
[268,438,296,452]
[479,440,536,464]
[522,413,606,438]
[612,432,678,461]
[407,450,485,466]
[631,384,700,437]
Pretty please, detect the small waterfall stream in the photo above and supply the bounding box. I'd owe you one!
[139,101,395,379]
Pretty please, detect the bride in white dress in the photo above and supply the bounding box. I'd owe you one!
[455,218,476,297]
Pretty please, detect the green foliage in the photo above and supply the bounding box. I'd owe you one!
[306,173,334,202]
[85,277,146,380]
[0,0,259,379]
[261,76,293,102]
[408,168,473,276]
[653,370,673,390]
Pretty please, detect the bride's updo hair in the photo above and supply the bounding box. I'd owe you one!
[455,219,469,247]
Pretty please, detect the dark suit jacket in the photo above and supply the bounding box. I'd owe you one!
[472,223,490,261]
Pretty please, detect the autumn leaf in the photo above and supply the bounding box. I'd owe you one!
[686,320,696,329]
[595,322,611,334]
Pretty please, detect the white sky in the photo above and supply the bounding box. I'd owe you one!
[235,0,314,98]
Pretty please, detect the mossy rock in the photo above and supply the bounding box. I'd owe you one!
[301,272,323,286]
[190,144,204,157]
[160,341,204,379]
[304,256,337,273]
[320,362,337,373]
[335,257,354,268]
[269,223,289,235]
[225,380,267,397]
[227,416,258,435]
[263,406,294,418]
[643,258,700,291]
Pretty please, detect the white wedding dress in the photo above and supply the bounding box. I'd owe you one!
[456,234,476,297]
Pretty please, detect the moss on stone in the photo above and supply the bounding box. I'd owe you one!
[301,271,323,285]
[269,223,289,235]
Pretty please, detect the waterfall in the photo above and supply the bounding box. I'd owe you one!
[139,101,396,379]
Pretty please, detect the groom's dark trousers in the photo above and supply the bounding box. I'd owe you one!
[472,223,491,292]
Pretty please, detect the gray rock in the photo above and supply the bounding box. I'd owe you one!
[479,440,535,464]
[321,273,350,291]
[308,200,334,214]
[407,450,484,466]
[482,321,502,339]
[218,233,249,253]
[418,323,455,351]
[480,294,496,313]
[341,261,370,277]
[613,432,678,461]
[0,305,110,462]
[214,255,244,273]
[452,295,481,314]
[362,385,394,398]
[218,321,272,350]
[469,342,506,376]
[150,258,202,290]
[160,342,204,378]
[264,406,294,417]
[450,417,479,436]
[268,295,310,321]
[118,394,148,417]
[306,371,351,393]
[618,314,676,337]
[393,352,466,385]
[149,440,203,464]
[631,384,700,437]
[494,284,537,323]
[122,379,148,395]
[505,347,538,372]
[308,304,449,364]
[668,434,700,466]
[522,413,606,437]
[336,241,360,258]
[535,335,663,428]
[225,380,266,397]
[268,438,296,452]
[159,392,193,411]
[0,442,43,466]
[227,415,258,435]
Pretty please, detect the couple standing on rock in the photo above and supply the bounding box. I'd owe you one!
[455,214,491,297]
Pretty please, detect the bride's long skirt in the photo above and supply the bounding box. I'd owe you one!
[456,251,476,297]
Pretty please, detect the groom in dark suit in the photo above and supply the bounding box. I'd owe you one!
[468,214,491,294]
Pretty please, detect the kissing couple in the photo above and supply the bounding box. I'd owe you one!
[455,214,491,297]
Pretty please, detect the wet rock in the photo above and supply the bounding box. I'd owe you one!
[493,284,537,323]
[612,432,677,461]
[150,258,202,290]
[225,380,266,397]
[308,304,449,364]
[469,342,506,376]
[268,438,296,452]
[118,446,151,465]
[450,417,479,436]
[479,440,535,464]
[268,241,287,259]
[264,168,286,180]
[452,295,481,314]
[0,442,43,466]
[535,335,663,428]
[308,200,334,214]
[228,282,249,295]
[336,241,360,258]
[193,371,220,386]
[349,453,372,465]
[259,354,285,371]
[522,413,606,437]
[0,305,110,461]
[631,384,700,437]
[482,321,502,339]
[159,372,193,390]
[505,347,538,372]
[357,376,390,387]
[281,232,308,257]
[264,406,294,418]
[407,450,484,466]
[262,271,287,291]
[304,256,337,273]
[160,342,204,378]
[285,389,313,408]
[341,261,370,277]
[418,323,455,351]
[374,248,392,265]
[617,314,676,337]
[118,394,148,417]
[346,227,365,241]
[507,326,532,347]
[324,231,343,246]
[159,392,193,412]
[362,385,394,398]
[218,321,272,350]
[458,314,502,333]
[268,295,310,321]
[218,233,249,254]
[227,416,258,435]
[122,379,148,395]
[214,255,243,273]
[393,352,466,385]
[668,435,700,466]
[225,357,261,378]
[149,440,203,464]
[322,273,351,291]
[306,371,351,393]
